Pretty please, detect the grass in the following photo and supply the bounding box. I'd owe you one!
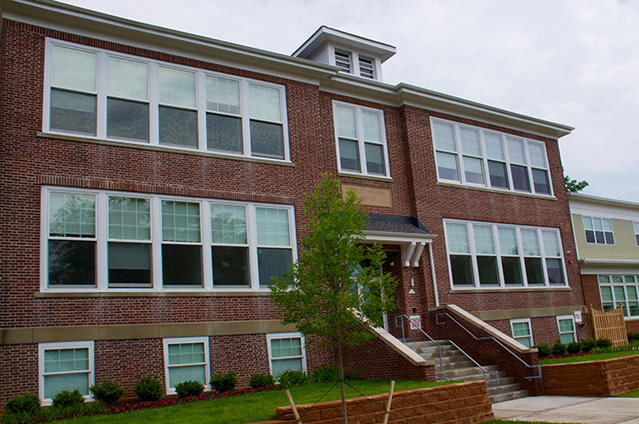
[53,380,453,424]
[539,348,639,364]
[615,390,639,398]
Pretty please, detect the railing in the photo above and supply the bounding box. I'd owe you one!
[435,311,543,392]
[394,314,499,385]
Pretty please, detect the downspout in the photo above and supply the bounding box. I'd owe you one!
[428,243,439,307]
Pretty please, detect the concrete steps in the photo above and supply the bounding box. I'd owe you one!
[405,340,528,404]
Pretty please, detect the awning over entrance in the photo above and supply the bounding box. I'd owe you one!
[363,214,436,267]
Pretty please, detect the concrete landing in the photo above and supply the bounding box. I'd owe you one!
[492,395,639,424]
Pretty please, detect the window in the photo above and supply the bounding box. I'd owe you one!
[334,50,352,73]
[42,188,296,291]
[510,319,533,348]
[358,57,375,79]
[582,216,614,245]
[556,315,576,344]
[431,118,552,196]
[267,333,306,377]
[598,275,639,317]
[44,41,289,161]
[634,222,639,246]
[333,102,389,177]
[444,220,567,289]
[39,342,94,405]
[163,338,210,393]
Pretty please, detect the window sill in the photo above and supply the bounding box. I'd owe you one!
[338,172,393,183]
[450,286,572,294]
[35,290,273,298]
[436,181,557,200]
[37,132,295,167]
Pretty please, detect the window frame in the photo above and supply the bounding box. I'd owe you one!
[266,332,307,377]
[582,216,615,245]
[556,315,576,344]
[598,275,639,318]
[634,222,639,247]
[163,337,211,394]
[43,39,290,162]
[39,341,95,406]
[41,187,297,292]
[443,219,568,289]
[332,100,391,178]
[431,117,553,197]
[510,318,533,348]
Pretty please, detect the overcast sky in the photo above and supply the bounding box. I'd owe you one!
[59,0,639,203]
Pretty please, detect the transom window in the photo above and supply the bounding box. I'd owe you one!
[556,315,576,344]
[163,338,210,393]
[267,333,306,377]
[510,319,533,348]
[42,188,295,291]
[431,118,552,196]
[44,40,289,161]
[598,275,639,317]
[333,102,389,177]
[444,220,567,289]
[582,216,614,245]
[39,342,94,405]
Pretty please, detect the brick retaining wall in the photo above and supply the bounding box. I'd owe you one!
[272,381,493,424]
[543,354,639,396]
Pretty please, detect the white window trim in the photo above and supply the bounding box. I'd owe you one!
[266,332,307,376]
[510,318,533,348]
[598,274,639,318]
[39,341,95,406]
[431,117,554,197]
[40,186,297,293]
[582,216,615,245]
[330,46,381,80]
[163,337,211,394]
[332,100,391,178]
[43,39,290,163]
[443,219,568,289]
[556,315,577,343]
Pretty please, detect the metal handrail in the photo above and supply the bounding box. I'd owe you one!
[394,315,499,385]
[436,312,543,391]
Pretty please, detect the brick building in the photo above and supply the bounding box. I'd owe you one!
[0,0,588,405]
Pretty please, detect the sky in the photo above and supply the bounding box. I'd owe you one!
[59,0,639,203]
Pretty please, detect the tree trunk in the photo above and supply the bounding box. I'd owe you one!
[337,338,347,424]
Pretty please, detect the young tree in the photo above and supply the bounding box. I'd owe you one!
[270,174,397,423]
[563,167,589,193]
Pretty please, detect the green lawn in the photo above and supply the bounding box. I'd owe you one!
[55,380,453,424]
[615,390,639,398]
[539,349,639,365]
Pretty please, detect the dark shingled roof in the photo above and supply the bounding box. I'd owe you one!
[365,214,431,235]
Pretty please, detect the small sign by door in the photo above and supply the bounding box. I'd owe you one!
[409,315,421,329]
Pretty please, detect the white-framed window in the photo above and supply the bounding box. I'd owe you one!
[39,341,94,405]
[510,318,533,348]
[334,50,352,73]
[358,56,375,79]
[598,275,639,317]
[431,118,552,196]
[333,101,390,177]
[633,222,639,246]
[267,333,306,377]
[333,49,378,80]
[556,315,576,344]
[582,216,614,245]
[444,220,567,289]
[163,337,210,393]
[41,187,296,292]
[43,40,290,161]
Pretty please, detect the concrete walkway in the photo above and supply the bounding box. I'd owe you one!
[492,396,639,424]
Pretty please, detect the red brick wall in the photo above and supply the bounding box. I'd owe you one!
[275,381,494,424]
[0,345,39,400]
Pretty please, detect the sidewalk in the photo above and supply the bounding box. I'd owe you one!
[492,396,639,424]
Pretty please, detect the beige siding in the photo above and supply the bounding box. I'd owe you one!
[573,214,639,261]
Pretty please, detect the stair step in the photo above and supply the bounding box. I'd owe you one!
[487,383,522,396]
[436,365,499,379]
[489,389,529,404]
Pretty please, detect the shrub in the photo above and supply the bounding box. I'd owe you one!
[52,389,84,408]
[596,338,613,349]
[277,369,309,388]
[174,380,204,398]
[311,365,340,383]
[4,393,41,416]
[566,341,583,355]
[534,343,551,358]
[90,379,124,405]
[628,332,639,343]
[249,373,275,389]
[551,341,567,356]
[133,376,164,402]
[581,338,596,352]
[210,371,238,393]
